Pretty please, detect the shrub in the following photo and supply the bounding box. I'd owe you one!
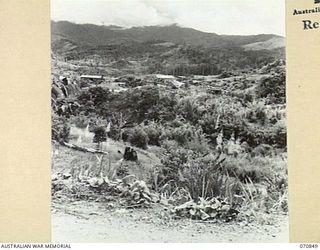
[52,114,70,143]
[223,155,273,184]
[70,113,90,128]
[256,73,286,104]
[240,121,286,148]
[185,127,211,154]
[93,126,107,145]
[175,96,201,124]
[121,128,131,142]
[219,71,232,78]
[144,122,163,146]
[154,140,287,213]
[171,125,193,145]
[128,126,149,149]
[154,144,232,201]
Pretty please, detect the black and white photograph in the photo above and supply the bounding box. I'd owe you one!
[50,0,287,242]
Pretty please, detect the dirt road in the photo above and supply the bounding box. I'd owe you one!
[52,200,288,243]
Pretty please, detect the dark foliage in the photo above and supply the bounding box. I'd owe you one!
[93,127,107,144]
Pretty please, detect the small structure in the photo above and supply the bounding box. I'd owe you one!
[80,75,104,88]
[155,74,175,79]
[80,75,104,80]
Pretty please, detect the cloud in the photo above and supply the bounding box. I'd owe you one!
[51,0,173,27]
[51,0,285,35]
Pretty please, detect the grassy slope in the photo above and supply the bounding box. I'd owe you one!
[52,138,162,182]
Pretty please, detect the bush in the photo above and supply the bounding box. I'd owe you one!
[108,125,121,141]
[154,144,232,201]
[70,113,90,129]
[256,73,286,104]
[240,121,286,148]
[93,126,107,144]
[185,127,211,154]
[144,122,163,146]
[128,126,149,149]
[171,125,193,145]
[154,142,287,214]
[52,114,70,143]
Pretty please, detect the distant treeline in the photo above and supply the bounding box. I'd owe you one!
[54,41,285,77]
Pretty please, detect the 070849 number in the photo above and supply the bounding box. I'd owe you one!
[300,244,319,248]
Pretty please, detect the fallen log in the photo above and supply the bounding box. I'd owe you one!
[61,141,108,155]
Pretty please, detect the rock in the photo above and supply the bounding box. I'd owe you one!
[88,177,104,188]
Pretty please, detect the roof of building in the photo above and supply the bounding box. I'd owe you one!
[80,75,104,79]
[155,74,175,79]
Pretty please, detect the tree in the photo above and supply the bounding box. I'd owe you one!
[93,127,107,150]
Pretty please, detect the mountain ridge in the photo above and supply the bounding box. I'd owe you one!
[51,21,285,77]
[51,21,284,49]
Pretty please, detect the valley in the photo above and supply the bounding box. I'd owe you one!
[51,21,287,242]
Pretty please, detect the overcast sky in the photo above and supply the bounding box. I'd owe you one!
[51,0,285,36]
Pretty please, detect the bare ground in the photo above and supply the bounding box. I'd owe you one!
[52,200,288,243]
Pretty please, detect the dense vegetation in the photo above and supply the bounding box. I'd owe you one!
[53,41,284,77]
[52,58,287,216]
[52,22,287,219]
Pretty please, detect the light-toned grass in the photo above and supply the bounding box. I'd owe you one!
[52,138,161,182]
